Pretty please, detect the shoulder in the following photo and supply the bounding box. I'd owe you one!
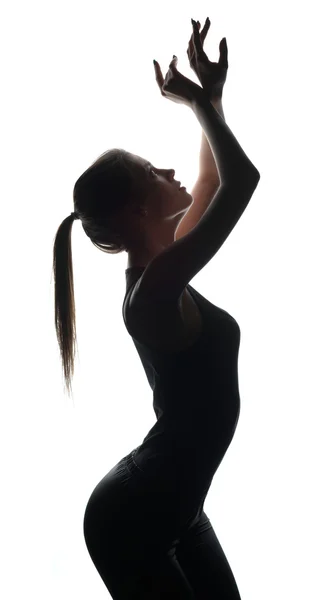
[125,280,181,332]
[124,282,202,352]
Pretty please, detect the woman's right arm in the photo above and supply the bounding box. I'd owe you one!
[191,94,260,186]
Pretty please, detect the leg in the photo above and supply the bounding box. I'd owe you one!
[84,540,196,600]
[176,510,242,600]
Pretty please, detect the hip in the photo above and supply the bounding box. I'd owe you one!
[83,447,207,537]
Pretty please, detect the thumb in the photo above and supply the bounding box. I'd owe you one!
[219,38,228,66]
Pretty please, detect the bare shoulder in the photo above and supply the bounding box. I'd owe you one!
[135,179,260,302]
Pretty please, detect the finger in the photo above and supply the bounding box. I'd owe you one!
[219,38,228,67]
[188,19,199,56]
[166,56,178,84]
[191,19,204,56]
[196,21,204,48]
[169,55,178,69]
[153,60,165,91]
[187,32,194,60]
[200,17,211,44]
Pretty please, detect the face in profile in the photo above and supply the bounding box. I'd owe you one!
[128,153,193,222]
[109,152,194,263]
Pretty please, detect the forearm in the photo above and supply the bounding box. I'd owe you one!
[192,94,259,186]
[198,97,225,186]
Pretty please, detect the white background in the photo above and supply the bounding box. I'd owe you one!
[1,1,322,599]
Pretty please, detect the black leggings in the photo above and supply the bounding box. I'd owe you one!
[83,449,242,599]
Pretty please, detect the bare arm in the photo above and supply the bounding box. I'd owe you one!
[175,97,225,240]
[137,94,260,299]
[191,95,259,185]
[197,97,225,185]
[175,95,259,240]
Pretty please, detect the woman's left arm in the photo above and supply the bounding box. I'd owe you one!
[198,97,225,184]
[175,96,224,241]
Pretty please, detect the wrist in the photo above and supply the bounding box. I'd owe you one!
[211,95,225,120]
[210,83,224,102]
[211,92,223,104]
[191,89,213,112]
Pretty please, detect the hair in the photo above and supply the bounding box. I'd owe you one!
[52,147,143,400]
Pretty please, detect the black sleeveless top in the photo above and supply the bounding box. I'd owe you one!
[123,266,241,498]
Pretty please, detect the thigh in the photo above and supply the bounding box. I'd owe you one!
[91,547,196,600]
[176,511,242,600]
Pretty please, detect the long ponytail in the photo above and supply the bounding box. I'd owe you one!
[52,148,142,399]
[52,213,79,400]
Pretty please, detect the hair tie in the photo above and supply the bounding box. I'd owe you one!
[70,212,79,220]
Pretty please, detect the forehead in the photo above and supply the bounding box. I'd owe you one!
[126,154,152,181]
[141,160,151,171]
[130,154,151,169]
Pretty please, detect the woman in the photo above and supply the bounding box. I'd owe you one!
[53,18,260,599]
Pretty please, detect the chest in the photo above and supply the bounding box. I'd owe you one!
[126,287,203,352]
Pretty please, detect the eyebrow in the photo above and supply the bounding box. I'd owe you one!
[145,162,153,177]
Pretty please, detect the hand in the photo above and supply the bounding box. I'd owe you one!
[188,18,228,100]
[153,55,206,109]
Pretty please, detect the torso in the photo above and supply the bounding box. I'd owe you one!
[126,284,203,352]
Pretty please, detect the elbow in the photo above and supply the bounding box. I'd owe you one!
[253,168,261,182]
[243,162,261,183]
[242,164,261,188]
[230,166,260,190]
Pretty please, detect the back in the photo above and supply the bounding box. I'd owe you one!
[136,178,260,303]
